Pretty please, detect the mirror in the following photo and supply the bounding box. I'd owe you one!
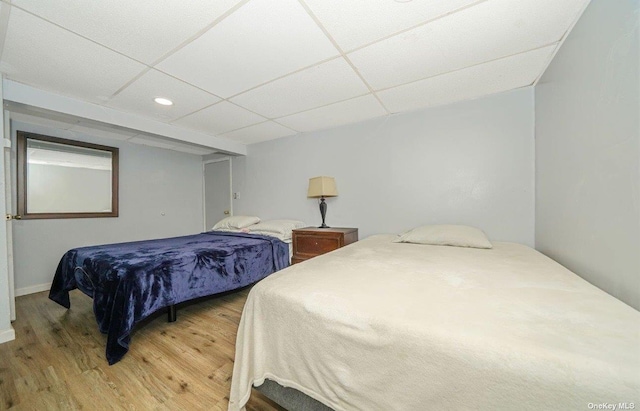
[17,131,119,219]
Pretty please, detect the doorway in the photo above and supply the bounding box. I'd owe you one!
[203,158,232,231]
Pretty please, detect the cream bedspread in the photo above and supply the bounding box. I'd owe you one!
[229,235,640,410]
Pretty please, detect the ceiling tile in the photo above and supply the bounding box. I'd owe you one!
[106,69,220,122]
[0,3,9,54]
[156,0,339,98]
[304,0,477,51]
[230,58,370,118]
[220,121,296,144]
[277,94,387,132]
[11,0,243,64]
[378,45,556,113]
[173,102,266,135]
[349,0,589,90]
[1,0,590,148]
[0,8,146,103]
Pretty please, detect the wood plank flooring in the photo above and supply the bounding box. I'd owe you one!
[0,288,283,411]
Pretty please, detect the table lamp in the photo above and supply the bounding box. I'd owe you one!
[307,176,338,228]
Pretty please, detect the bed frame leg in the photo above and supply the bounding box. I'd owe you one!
[168,305,177,322]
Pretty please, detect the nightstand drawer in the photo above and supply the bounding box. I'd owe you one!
[295,235,340,255]
[291,227,358,264]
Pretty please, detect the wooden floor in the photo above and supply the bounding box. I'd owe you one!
[0,288,283,411]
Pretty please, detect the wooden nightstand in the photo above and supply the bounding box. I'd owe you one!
[291,227,358,264]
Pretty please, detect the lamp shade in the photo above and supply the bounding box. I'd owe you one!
[307,176,338,198]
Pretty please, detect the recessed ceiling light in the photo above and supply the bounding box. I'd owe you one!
[154,97,173,106]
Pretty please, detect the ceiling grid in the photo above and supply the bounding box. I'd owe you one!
[0,0,590,147]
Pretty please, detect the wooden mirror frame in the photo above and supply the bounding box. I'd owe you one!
[16,131,119,219]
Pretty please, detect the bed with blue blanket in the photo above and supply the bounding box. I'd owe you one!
[49,231,289,365]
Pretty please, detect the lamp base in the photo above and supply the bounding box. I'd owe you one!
[318,197,331,229]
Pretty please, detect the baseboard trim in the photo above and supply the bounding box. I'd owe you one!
[0,327,15,344]
[15,283,50,297]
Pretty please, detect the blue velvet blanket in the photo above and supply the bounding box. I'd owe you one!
[49,232,289,365]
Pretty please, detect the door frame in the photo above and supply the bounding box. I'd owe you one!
[3,110,14,321]
[0,79,16,343]
[202,157,232,231]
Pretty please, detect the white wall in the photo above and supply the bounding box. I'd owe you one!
[535,0,639,309]
[233,88,535,245]
[10,121,204,292]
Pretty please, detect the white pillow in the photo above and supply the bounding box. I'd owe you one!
[247,219,305,241]
[210,227,244,233]
[212,216,260,231]
[393,224,493,249]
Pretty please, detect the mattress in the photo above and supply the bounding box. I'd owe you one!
[229,235,640,410]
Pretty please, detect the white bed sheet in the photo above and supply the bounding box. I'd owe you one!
[229,235,640,410]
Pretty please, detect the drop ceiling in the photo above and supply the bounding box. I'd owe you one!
[0,0,589,148]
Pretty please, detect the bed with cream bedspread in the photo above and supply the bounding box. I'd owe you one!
[229,235,639,410]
